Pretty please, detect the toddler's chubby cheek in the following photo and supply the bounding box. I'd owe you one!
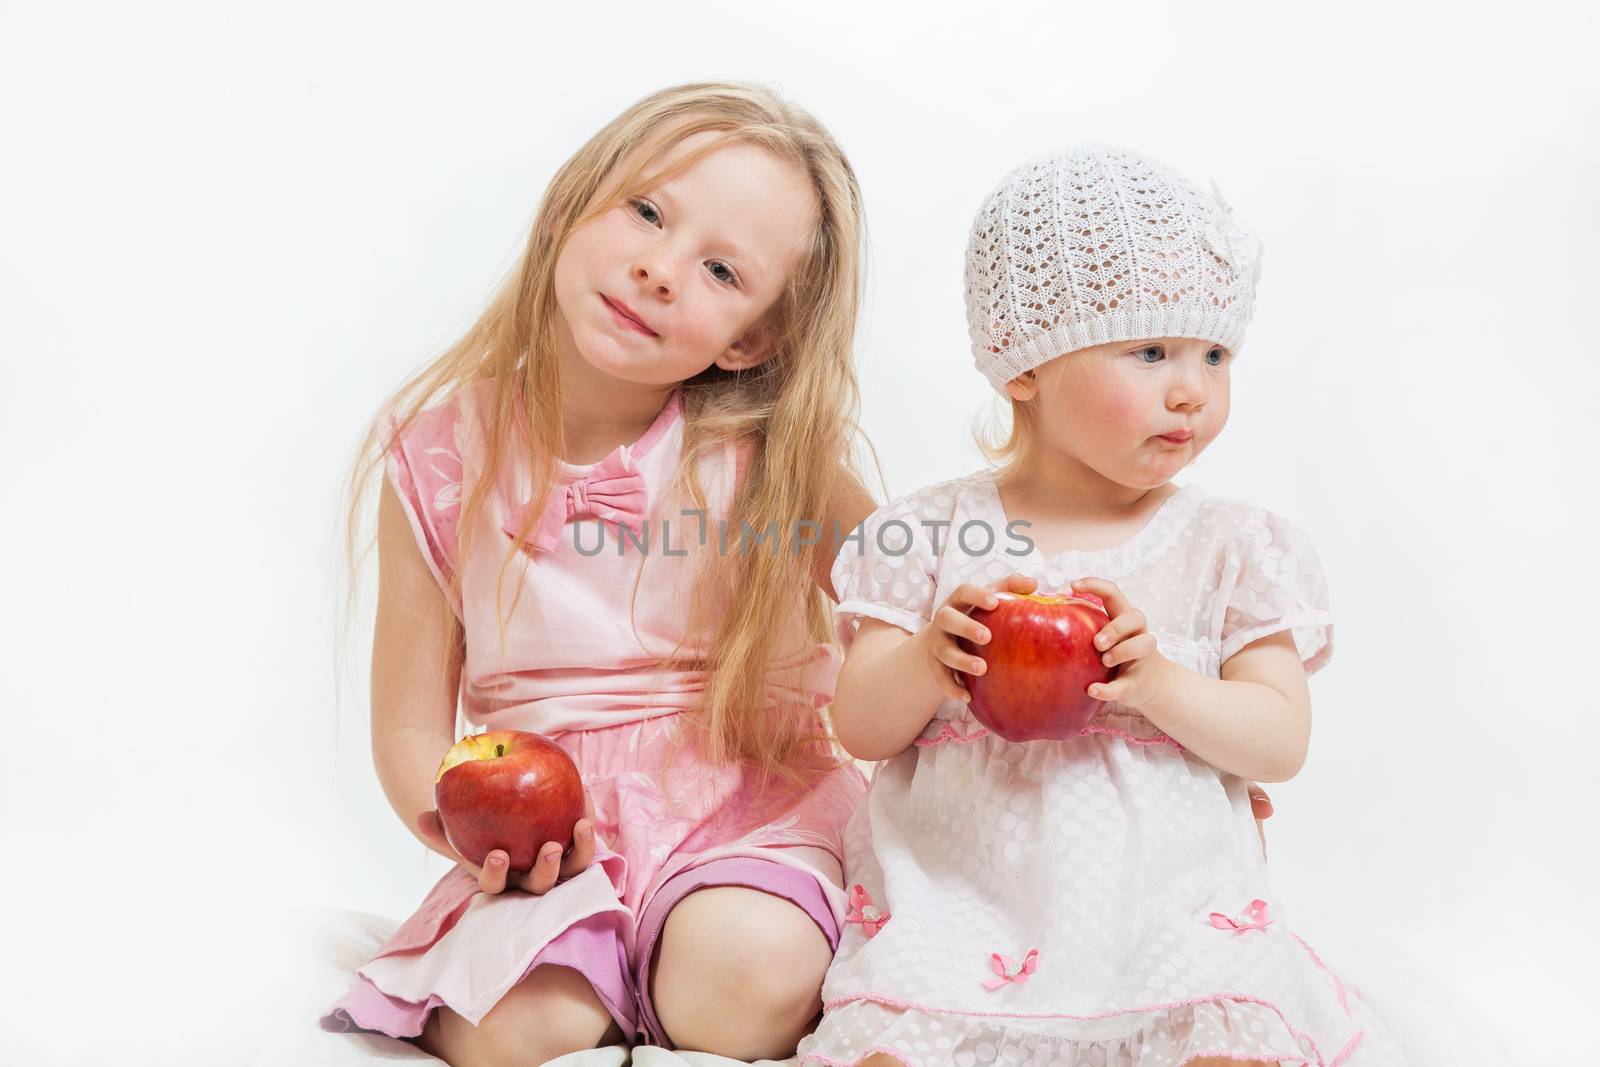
[1087,394,1151,445]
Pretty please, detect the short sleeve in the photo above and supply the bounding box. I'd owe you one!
[381,395,465,600]
[829,482,954,651]
[1217,508,1335,675]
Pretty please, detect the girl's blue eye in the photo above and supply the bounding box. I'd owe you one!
[1206,347,1227,366]
[1136,345,1164,363]
[631,199,661,226]
[707,260,739,287]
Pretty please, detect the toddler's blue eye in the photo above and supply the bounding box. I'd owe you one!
[1136,345,1164,363]
[707,260,738,286]
[631,199,661,225]
[1206,347,1227,366]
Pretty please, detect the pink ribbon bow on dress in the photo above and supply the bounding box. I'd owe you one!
[843,884,890,937]
[982,949,1039,990]
[501,446,649,554]
[1209,899,1275,933]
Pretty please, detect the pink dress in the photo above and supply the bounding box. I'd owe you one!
[319,381,868,1045]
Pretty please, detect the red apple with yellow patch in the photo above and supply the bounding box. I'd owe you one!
[433,730,586,873]
[957,591,1114,742]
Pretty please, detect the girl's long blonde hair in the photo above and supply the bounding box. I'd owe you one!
[336,82,870,785]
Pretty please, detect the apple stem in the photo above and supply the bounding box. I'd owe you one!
[495,744,505,757]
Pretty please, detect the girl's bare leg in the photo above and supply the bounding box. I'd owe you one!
[651,885,833,1061]
[413,963,622,1066]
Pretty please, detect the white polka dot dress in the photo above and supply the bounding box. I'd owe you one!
[798,472,1407,1066]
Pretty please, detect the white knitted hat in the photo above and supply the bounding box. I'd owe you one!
[964,145,1264,395]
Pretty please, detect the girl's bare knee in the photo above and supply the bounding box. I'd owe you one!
[413,964,619,1067]
[652,886,831,1060]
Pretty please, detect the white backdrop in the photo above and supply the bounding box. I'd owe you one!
[3,0,1596,1060]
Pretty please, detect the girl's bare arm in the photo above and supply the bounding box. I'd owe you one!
[832,577,1039,761]
[371,479,466,864]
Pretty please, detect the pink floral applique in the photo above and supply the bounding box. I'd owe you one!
[1209,899,1275,933]
[982,948,1039,990]
[420,445,462,515]
[844,885,889,937]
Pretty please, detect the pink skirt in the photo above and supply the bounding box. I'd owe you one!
[320,712,868,1046]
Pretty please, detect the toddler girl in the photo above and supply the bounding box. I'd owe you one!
[798,147,1408,1066]
[318,82,877,1064]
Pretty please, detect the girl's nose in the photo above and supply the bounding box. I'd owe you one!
[632,259,675,300]
[1168,383,1202,410]
[1168,365,1208,409]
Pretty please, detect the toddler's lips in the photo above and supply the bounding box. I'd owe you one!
[1157,431,1193,445]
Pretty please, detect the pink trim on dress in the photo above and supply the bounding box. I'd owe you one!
[512,386,682,467]
[802,1048,918,1067]
[1292,932,1360,1015]
[633,390,682,459]
[1330,1030,1366,1066]
[802,1040,1313,1067]
[801,1051,1310,1067]
[819,991,1337,1065]
[913,721,989,746]
[1165,1056,1302,1065]
[1081,723,1184,748]
[912,721,1183,749]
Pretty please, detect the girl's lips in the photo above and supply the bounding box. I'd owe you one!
[601,295,658,337]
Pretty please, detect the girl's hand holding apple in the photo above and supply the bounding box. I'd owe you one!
[915,573,1042,705]
[415,801,597,895]
[954,582,1113,742]
[907,571,1276,852]
[1069,576,1276,854]
[1069,576,1176,712]
[419,729,598,895]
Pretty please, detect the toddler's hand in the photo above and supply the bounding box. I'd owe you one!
[915,572,1040,704]
[415,794,599,895]
[1070,576,1175,711]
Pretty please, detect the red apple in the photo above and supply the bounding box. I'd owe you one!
[956,592,1114,742]
[433,730,586,873]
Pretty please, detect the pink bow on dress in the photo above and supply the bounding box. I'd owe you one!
[843,884,890,937]
[982,948,1039,990]
[1209,899,1275,933]
[501,447,649,554]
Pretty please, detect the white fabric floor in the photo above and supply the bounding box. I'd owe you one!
[9,905,1515,1065]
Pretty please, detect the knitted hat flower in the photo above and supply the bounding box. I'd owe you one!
[964,145,1265,395]
[1201,178,1264,290]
